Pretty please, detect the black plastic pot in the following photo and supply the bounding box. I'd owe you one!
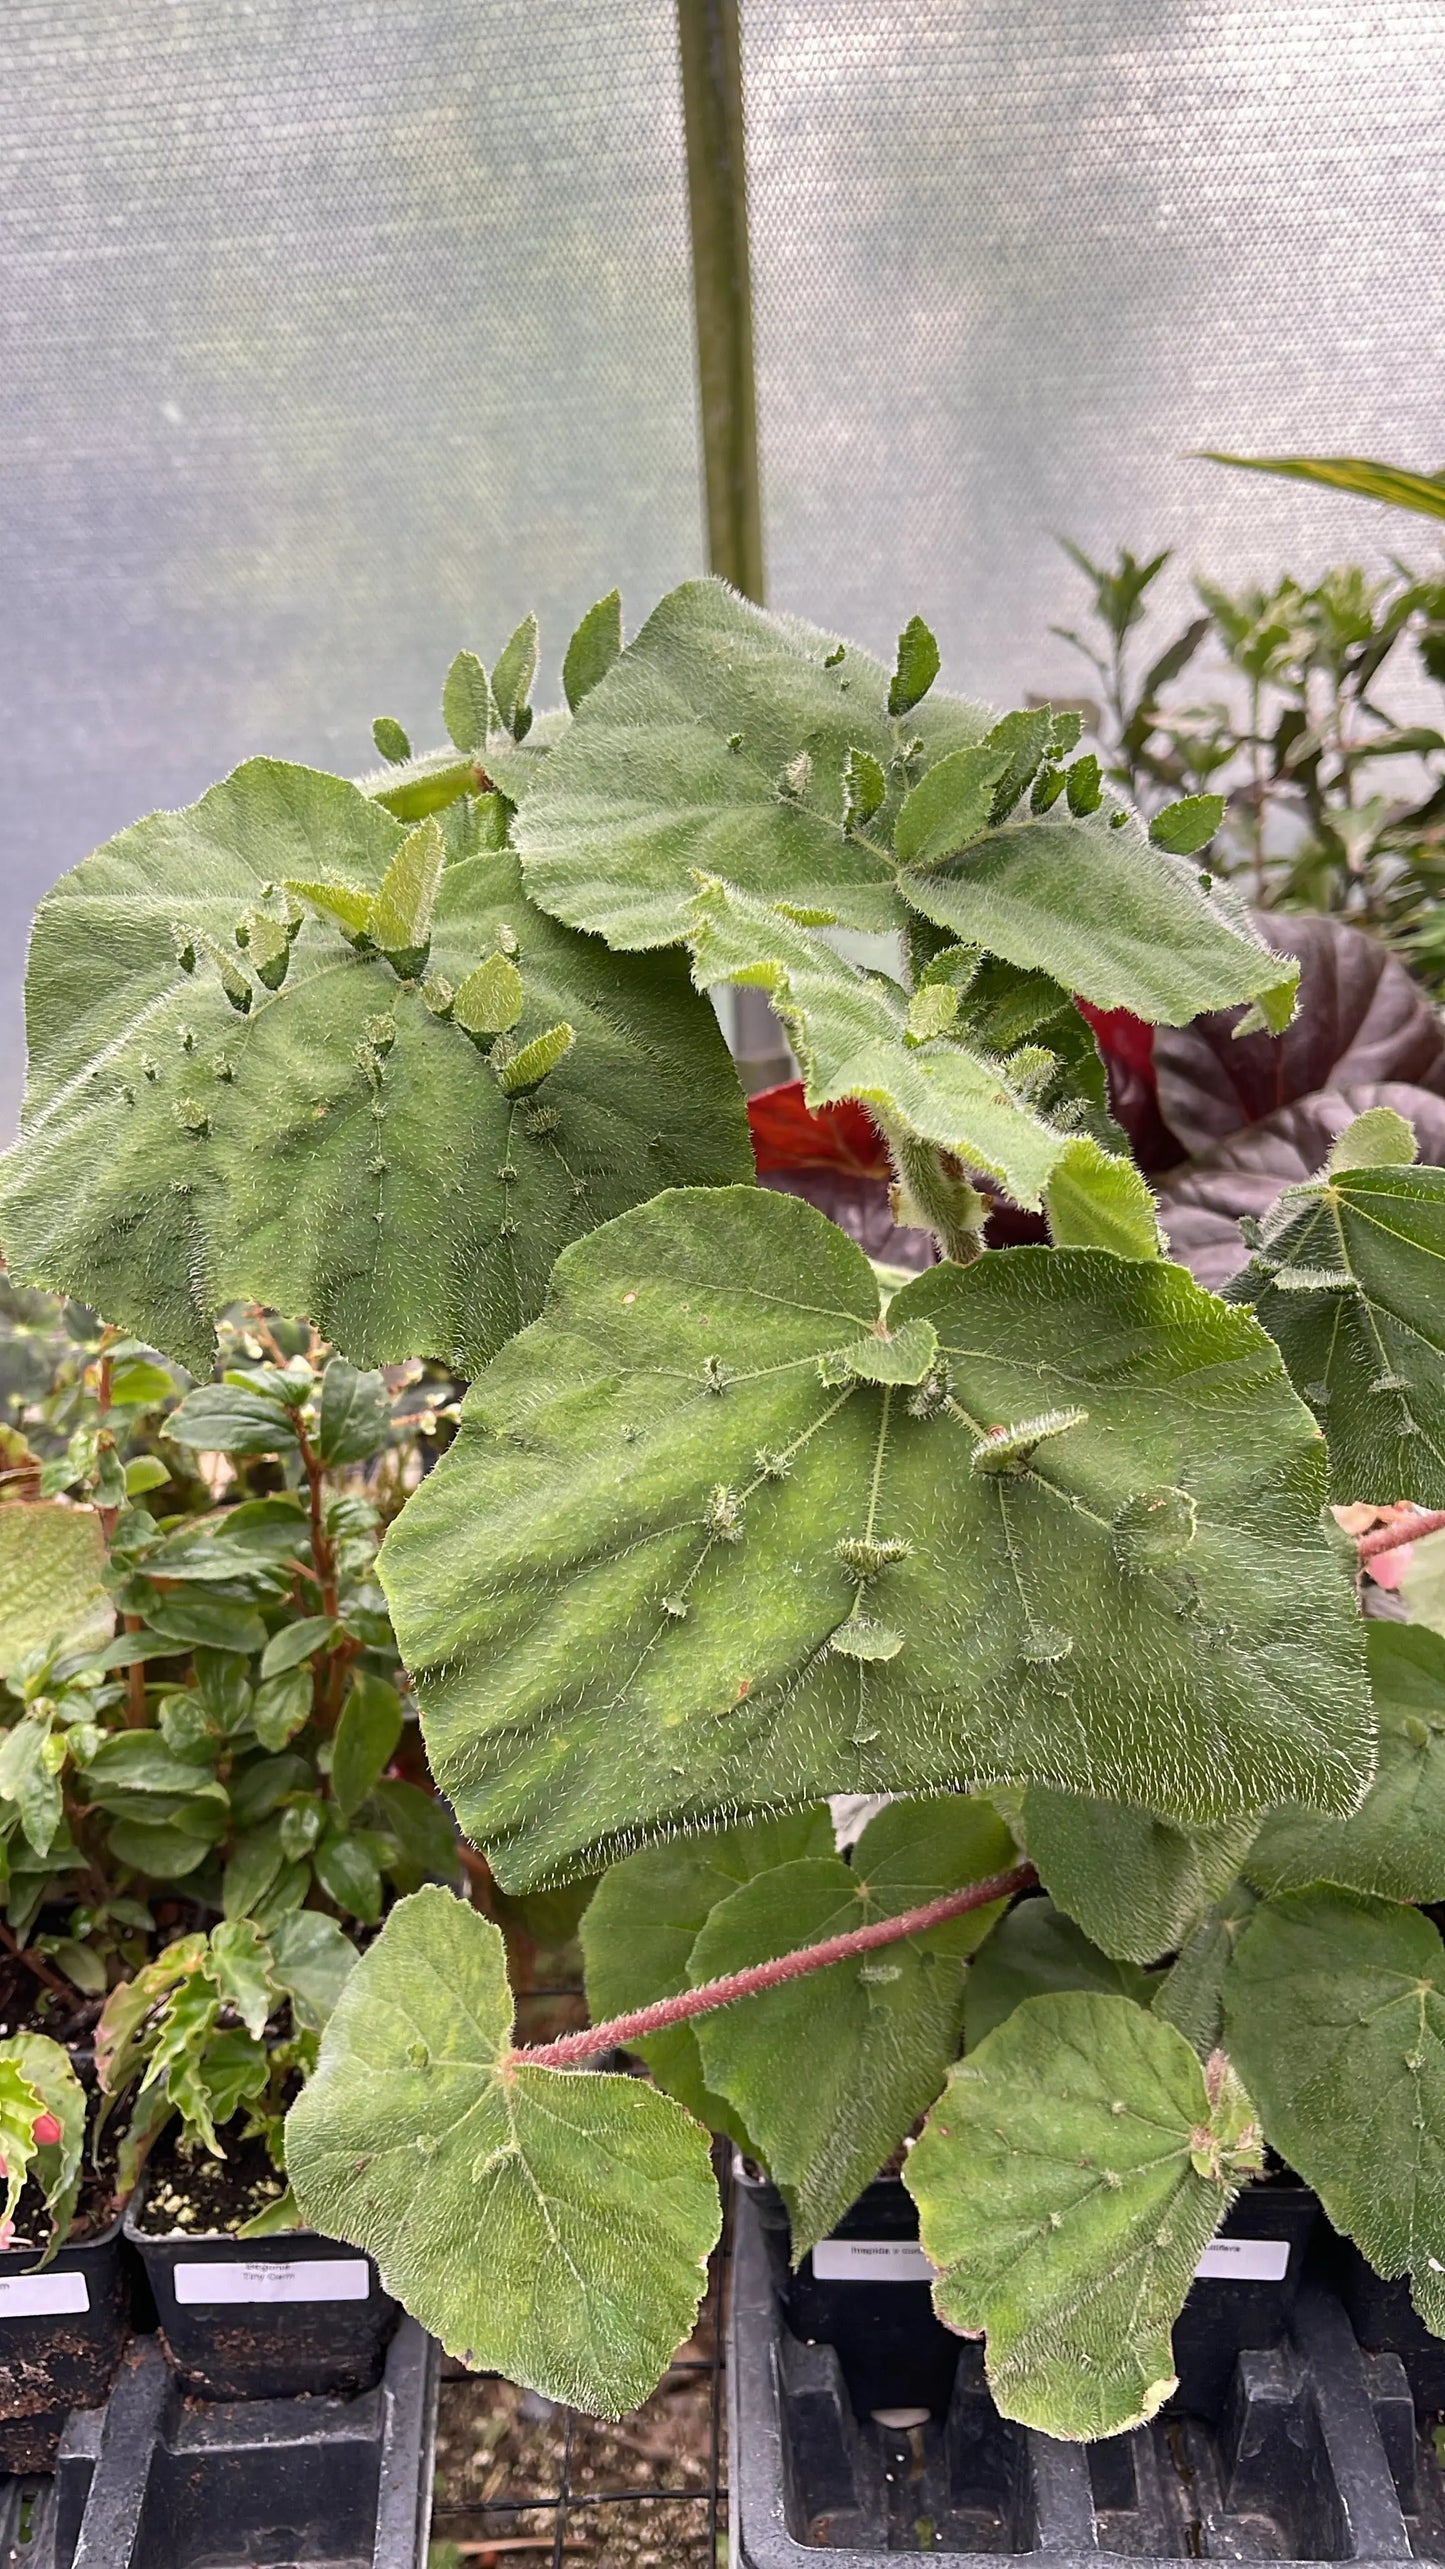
[729,2175,1443,2563]
[1331,2232,1445,2416]
[0,2315,437,2569]
[0,2214,129,2475]
[123,2182,396,2400]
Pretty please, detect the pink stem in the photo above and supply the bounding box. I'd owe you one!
[506,1861,1036,2071]
[1358,1509,1445,1564]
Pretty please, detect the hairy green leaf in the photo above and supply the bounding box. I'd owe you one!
[889,615,941,717]
[1226,1887,1445,2332]
[492,615,540,742]
[1044,1138,1162,1259]
[906,1993,1263,2436]
[0,760,750,1371]
[963,1895,1154,2047]
[1231,1161,1445,1503]
[563,590,623,713]
[691,1796,1015,2249]
[442,652,492,756]
[370,817,444,973]
[899,794,1298,1029]
[686,880,1071,1208]
[1247,1623,1445,1901]
[1024,1790,1256,1963]
[371,717,412,767]
[516,578,989,946]
[382,1186,1369,1888]
[286,1888,719,2410]
[0,1504,109,1676]
[1152,1887,1258,2058]
[580,1808,834,2143]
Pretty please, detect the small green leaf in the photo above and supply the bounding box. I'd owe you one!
[1247,1622,1445,1902]
[1044,1137,1162,1259]
[442,652,492,756]
[1230,1161,1445,1503]
[331,1672,404,1823]
[242,911,293,992]
[1023,1790,1257,1964]
[821,1317,939,1385]
[1327,1106,1418,1174]
[843,747,887,832]
[265,1909,358,2032]
[316,1359,392,1467]
[691,1796,1016,2250]
[492,614,540,741]
[314,1830,383,1922]
[108,1356,178,1408]
[259,1616,336,1680]
[581,1809,835,2144]
[196,932,254,1015]
[166,1382,298,1457]
[285,1888,720,2412]
[453,952,524,1039]
[285,875,376,943]
[370,817,444,974]
[1200,451,1445,523]
[223,1823,287,1918]
[251,1666,312,1751]
[907,1993,1262,2436]
[1153,1886,1257,2058]
[1226,1887,1445,2334]
[894,715,1053,871]
[963,1895,1154,2047]
[563,591,623,713]
[372,717,413,766]
[123,1455,172,1496]
[1149,795,1225,857]
[494,1022,575,1095]
[889,615,941,716]
[1065,754,1103,817]
[208,1917,274,2039]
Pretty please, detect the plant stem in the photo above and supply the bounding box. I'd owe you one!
[1358,1508,1445,1563]
[506,1861,1035,2071]
[0,1914,83,2004]
[884,1128,989,1265]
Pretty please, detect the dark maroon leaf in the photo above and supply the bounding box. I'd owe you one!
[757,1169,936,1271]
[1153,914,1445,1158]
[1075,1000,1183,1175]
[1157,1082,1445,1290]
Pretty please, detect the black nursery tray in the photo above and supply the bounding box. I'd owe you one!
[730,2175,1445,2564]
[0,2317,437,2569]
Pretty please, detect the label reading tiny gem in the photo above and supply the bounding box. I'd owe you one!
[811,2239,933,2283]
[172,2258,371,2306]
[0,2271,89,2317]
[1195,2237,1290,2282]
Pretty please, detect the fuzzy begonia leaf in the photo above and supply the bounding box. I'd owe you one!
[1229,1158,1445,1505]
[1152,1886,1258,2059]
[0,1503,110,1676]
[896,784,1297,1030]
[1247,1623,1445,1902]
[905,1992,1263,2438]
[686,880,1071,1208]
[1023,1789,1257,1964]
[285,1888,719,2412]
[689,1796,1015,2248]
[515,578,989,946]
[381,1185,1370,1889]
[580,1807,835,2145]
[1225,1887,1445,2334]
[0,760,749,1374]
[962,1896,1155,2048]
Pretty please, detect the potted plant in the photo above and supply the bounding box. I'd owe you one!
[0,2031,127,2472]
[3,576,1442,2495]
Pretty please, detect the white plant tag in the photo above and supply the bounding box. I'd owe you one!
[0,2271,89,2317]
[1195,2237,1290,2282]
[811,2238,934,2283]
[172,2257,371,2306]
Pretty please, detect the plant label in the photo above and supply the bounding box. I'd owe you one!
[811,2238,934,2283]
[172,2257,372,2305]
[0,2271,89,2317]
[1194,2237,1290,2282]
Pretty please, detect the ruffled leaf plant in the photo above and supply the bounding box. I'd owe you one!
[4,575,1439,2437]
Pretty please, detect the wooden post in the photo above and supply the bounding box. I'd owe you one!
[676,0,766,602]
